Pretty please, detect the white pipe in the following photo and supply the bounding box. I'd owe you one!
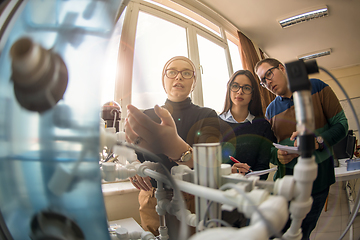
[175,180,236,206]
[188,224,267,240]
[107,160,292,238]
[282,156,317,240]
[113,228,156,240]
[189,195,288,240]
[137,163,272,209]
[158,226,169,240]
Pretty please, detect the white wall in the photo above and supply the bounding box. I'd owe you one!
[312,64,360,140]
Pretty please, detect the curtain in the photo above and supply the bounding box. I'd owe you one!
[237,31,275,116]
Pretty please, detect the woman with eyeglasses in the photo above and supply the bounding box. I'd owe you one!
[219,69,276,227]
[219,70,276,178]
[125,56,220,237]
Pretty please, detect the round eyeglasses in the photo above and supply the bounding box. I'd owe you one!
[260,66,278,88]
[165,69,194,79]
[230,83,253,94]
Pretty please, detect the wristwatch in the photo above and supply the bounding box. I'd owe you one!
[316,136,324,151]
[174,145,193,162]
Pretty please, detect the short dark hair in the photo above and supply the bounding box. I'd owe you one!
[220,70,263,118]
[254,58,284,74]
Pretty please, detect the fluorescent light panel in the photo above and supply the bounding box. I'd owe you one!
[298,49,331,60]
[279,7,328,28]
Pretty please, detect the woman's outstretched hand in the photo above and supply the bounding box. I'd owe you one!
[125,104,188,160]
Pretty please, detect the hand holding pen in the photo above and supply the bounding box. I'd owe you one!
[229,156,252,175]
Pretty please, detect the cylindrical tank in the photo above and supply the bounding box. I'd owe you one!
[0,1,123,239]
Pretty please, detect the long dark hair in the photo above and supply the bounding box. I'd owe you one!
[220,70,264,118]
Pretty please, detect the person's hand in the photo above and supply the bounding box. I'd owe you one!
[290,131,298,147]
[275,131,300,164]
[277,149,299,164]
[129,174,152,191]
[290,131,319,150]
[231,162,251,175]
[125,104,187,159]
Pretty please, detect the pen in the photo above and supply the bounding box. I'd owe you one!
[229,155,240,163]
[229,156,252,172]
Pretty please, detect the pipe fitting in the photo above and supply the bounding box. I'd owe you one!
[140,231,156,240]
[137,161,158,177]
[158,226,169,240]
[289,198,313,219]
[293,156,318,183]
[274,176,295,201]
[240,189,270,218]
[186,212,197,227]
[117,165,135,179]
[156,199,170,216]
[113,145,136,162]
[171,165,193,180]
[155,188,167,201]
[250,195,289,234]
[10,37,68,112]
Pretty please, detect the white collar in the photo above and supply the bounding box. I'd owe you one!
[219,109,255,123]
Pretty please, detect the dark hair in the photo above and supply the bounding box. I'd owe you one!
[220,70,263,118]
[254,58,284,73]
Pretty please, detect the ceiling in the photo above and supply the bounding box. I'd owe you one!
[198,0,360,70]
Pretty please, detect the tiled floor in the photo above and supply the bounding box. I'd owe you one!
[310,181,360,240]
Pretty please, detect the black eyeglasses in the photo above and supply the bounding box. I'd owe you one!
[165,69,194,79]
[260,66,278,88]
[230,83,253,94]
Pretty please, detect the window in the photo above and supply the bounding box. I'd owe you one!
[226,31,242,73]
[131,11,188,109]
[197,34,229,113]
[100,11,125,105]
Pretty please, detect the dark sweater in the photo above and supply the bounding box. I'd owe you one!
[219,117,276,180]
[137,98,221,186]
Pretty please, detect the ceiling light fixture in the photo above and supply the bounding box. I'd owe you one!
[298,48,332,60]
[279,6,328,28]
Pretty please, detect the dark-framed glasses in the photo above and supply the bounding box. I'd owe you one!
[230,83,253,94]
[165,69,194,79]
[260,66,278,88]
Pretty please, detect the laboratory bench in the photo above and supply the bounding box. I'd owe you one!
[102,181,141,223]
[334,158,360,240]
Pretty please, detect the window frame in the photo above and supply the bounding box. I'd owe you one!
[115,0,240,126]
